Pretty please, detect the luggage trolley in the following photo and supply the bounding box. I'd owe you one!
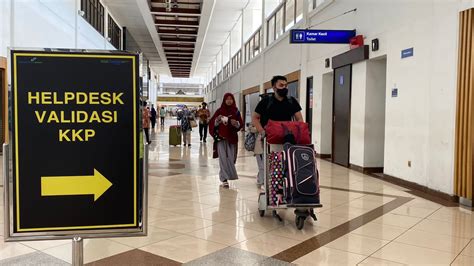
[257,138,323,230]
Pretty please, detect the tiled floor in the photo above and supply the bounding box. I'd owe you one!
[0,118,473,265]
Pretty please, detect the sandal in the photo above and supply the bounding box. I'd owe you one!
[222,180,229,188]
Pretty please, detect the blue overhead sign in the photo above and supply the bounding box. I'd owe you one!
[290,29,356,44]
[401,48,414,59]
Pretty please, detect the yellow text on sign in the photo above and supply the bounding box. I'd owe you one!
[59,129,95,142]
[28,92,124,105]
[28,91,126,142]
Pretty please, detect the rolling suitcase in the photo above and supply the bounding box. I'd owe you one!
[169,125,182,146]
[283,143,320,205]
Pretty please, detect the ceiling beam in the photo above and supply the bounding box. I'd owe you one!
[162,43,194,48]
[168,60,193,63]
[155,19,199,27]
[166,55,194,59]
[157,29,198,36]
[160,37,196,43]
[164,49,195,54]
[151,7,201,16]
[155,14,198,19]
[167,55,193,58]
[151,0,201,5]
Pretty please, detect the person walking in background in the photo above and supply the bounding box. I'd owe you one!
[142,101,151,144]
[209,93,243,188]
[160,106,166,126]
[197,102,211,143]
[179,105,193,147]
[150,104,157,129]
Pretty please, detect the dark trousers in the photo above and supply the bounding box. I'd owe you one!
[160,117,165,125]
[151,118,156,129]
[199,123,208,141]
[143,128,150,143]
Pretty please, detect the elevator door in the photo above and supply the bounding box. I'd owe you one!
[332,65,352,167]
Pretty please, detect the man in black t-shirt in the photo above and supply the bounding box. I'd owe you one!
[252,75,303,188]
[253,75,303,134]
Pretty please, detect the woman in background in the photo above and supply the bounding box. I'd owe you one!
[180,105,193,147]
[209,93,243,188]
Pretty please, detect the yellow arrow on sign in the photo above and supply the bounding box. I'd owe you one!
[41,169,113,201]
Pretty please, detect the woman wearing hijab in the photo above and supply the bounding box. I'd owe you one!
[209,93,243,188]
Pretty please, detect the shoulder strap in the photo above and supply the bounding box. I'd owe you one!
[265,96,274,113]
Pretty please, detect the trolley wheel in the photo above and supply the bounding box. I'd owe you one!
[296,216,305,230]
[259,210,265,217]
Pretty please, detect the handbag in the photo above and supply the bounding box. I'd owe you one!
[244,132,256,151]
[190,119,197,128]
[213,124,224,142]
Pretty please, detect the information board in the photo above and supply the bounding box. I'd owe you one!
[8,50,142,237]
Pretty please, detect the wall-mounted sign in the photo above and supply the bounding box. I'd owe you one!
[392,88,398,97]
[401,48,414,59]
[290,29,356,44]
[157,96,204,102]
[8,50,143,239]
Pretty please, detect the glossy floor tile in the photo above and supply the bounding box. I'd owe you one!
[233,233,300,257]
[371,242,457,265]
[394,228,471,254]
[42,239,133,264]
[292,246,366,266]
[139,235,226,263]
[187,223,262,246]
[325,233,389,256]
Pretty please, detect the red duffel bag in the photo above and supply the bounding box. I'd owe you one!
[265,120,311,144]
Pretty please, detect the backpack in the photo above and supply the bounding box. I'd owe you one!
[244,132,256,151]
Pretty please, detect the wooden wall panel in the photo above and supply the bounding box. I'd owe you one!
[264,70,301,90]
[242,85,260,95]
[455,8,474,200]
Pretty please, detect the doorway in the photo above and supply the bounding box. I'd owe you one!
[321,72,334,157]
[364,57,387,173]
[332,65,352,167]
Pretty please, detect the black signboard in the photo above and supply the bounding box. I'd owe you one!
[10,50,141,234]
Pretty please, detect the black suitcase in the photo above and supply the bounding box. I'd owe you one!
[283,143,320,205]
